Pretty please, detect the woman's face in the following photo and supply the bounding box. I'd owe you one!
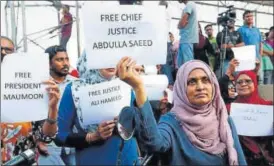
[186,69,213,106]
[99,68,117,79]
[236,74,255,97]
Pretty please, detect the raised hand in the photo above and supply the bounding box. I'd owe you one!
[42,80,60,108]
[116,57,143,89]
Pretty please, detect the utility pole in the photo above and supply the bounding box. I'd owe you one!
[5,1,9,36]
[76,1,81,57]
[10,1,17,49]
[57,11,61,43]
[21,1,28,52]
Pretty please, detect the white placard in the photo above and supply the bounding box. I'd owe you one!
[142,75,168,101]
[232,45,256,72]
[165,88,173,104]
[1,53,49,123]
[82,3,167,69]
[77,79,131,125]
[230,103,273,136]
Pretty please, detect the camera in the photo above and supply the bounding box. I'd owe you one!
[217,5,236,26]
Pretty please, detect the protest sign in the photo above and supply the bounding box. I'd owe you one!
[232,45,256,72]
[230,103,273,136]
[141,75,168,101]
[1,53,49,123]
[77,79,131,125]
[82,3,167,69]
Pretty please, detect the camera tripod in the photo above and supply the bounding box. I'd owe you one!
[218,24,229,78]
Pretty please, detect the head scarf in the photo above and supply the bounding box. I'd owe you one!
[233,70,272,155]
[71,50,116,132]
[170,60,238,165]
[235,70,273,105]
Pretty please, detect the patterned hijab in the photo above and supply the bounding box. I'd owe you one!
[71,50,116,132]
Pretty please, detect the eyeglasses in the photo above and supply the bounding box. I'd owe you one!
[1,47,14,54]
[236,79,253,85]
[205,28,212,31]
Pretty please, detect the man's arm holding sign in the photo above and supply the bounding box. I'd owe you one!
[41,79,60,137]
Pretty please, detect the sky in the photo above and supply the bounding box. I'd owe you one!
[1,1,273,68]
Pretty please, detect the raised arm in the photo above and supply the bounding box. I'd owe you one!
[42,80,59,137]
[178,3,193,29]
[117,57,173,153]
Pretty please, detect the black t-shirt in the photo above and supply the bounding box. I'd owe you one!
[216,30,243,60]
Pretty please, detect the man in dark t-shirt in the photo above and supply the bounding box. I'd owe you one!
[216,19,244,78]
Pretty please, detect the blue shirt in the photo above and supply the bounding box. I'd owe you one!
[238,25,262,59]
[179,1,198,44]
[135,100,247,165]
[55,83,139,165]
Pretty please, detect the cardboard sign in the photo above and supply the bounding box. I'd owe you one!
[230,103,273,136]
[82,3,167,68]
[76,79,131,125]
[1,53,49,123]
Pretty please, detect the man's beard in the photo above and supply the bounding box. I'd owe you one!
[51,68,69,77]
[228,26,234,30]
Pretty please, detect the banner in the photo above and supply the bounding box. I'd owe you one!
[230,103,273,136]
[1,53,49,123]
[82,3,167,68]
[77,79,131,125]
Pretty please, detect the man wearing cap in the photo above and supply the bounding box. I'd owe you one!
[216,19,244,78]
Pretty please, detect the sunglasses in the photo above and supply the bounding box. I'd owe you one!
[236,79,253,85]
[1,47,14,54]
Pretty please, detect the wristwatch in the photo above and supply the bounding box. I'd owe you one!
[46,117,57,124]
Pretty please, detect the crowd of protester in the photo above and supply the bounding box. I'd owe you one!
[1,1,273,165]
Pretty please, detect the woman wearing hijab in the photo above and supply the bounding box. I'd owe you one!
[194,23,215,65]
[228,70,273,165]
[55,52,139,165]
[117,57,246,165]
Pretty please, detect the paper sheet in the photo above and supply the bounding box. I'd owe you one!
[230,103,273,136]
[232,45,256,72]
[76,79,131,126]
[1,53,49,123]
[141,75,168,101]
[82,3,167,69]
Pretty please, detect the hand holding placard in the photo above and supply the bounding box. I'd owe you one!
[1,53,50,123]
[43,79,61,109]
[76,79,131,126]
